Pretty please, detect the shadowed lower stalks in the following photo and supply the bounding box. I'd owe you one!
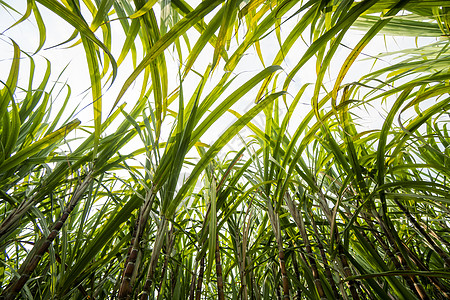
[266,201,290,299]
[1,171,93,300]
[291,249,302,300]
[338,244,360,300]
[308,208,341,299]
[394,198,450,268]
[139,216,168,300]
[118,191,156,300]
[156,225,174,298]
[215,234,225,300]
[285,193,325,299]
[361,217,428,299]
[195,256,205,300]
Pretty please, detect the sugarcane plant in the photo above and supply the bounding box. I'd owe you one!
[1,0,450,299]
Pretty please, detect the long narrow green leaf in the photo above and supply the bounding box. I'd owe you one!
[81,36,102,155]
[0,40,20,120]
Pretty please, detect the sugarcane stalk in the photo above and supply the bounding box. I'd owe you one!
[195,256,205,300]
[278,247,290,300]
[188,259,198,300]
[139,216,168,300]
[156,225,174,299]
[118,191,155,300]
[215,234,225,300]
[274,263,282,300]
[247,256,261,300]
[117,230,140,299]
[291,251,302,300]
[266,197,290,299]
[331,209,360,300]
[299,220,326,300]
[337,244,360,300]
[240,198,254,300]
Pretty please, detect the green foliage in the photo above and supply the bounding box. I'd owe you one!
[1,0,450,299]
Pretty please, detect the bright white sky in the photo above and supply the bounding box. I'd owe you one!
[0,1,440,155]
